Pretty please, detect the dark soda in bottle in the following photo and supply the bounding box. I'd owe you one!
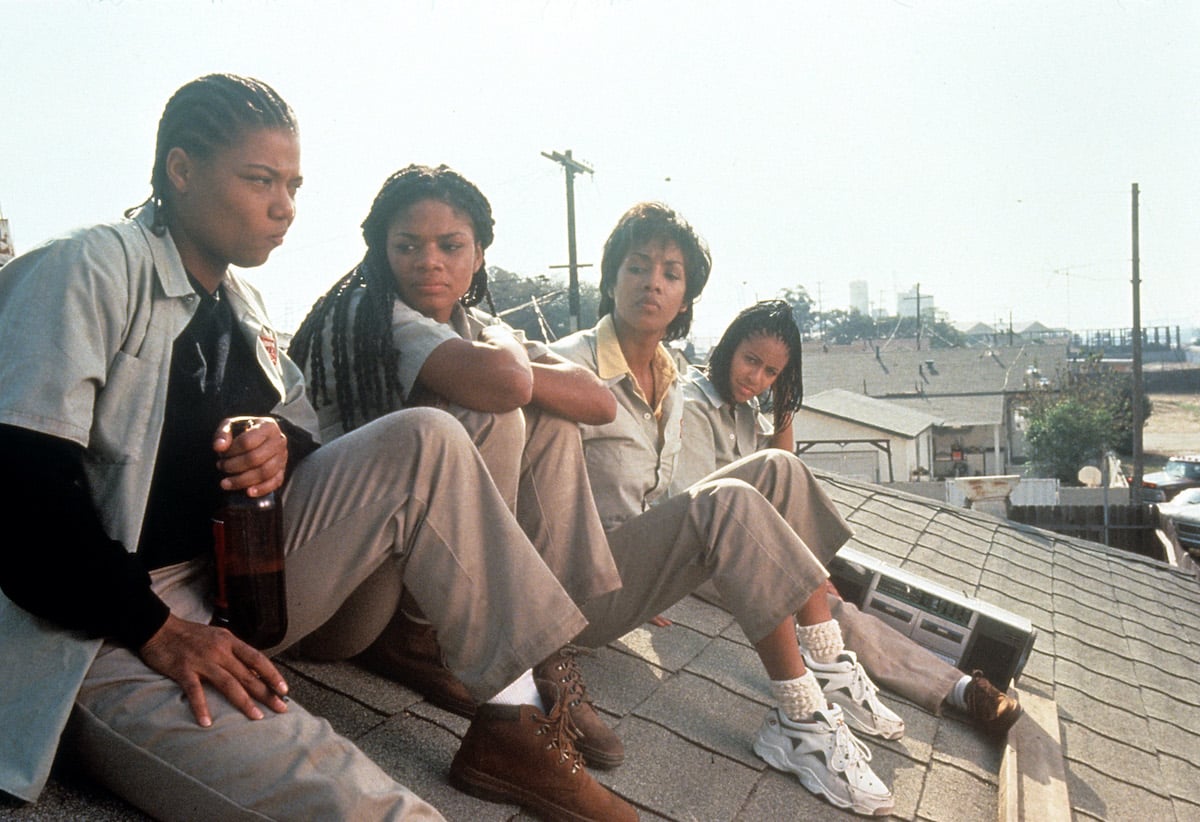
[211,417,288,648]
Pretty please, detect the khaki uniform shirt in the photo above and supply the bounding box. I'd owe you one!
[0,207,316,801]
[550,316,683,531]
[670,367,774,495]
[311,295,548,442]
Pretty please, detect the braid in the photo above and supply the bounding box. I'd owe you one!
[705,299,804,430]
[292,164,496,432]
[361,164,495,308]
[129,73,297,233]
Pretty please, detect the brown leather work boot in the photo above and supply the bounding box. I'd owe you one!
[450,681,639,822]
[963,670,1023,737]
[534,645,625,769]
[355,610,476,718]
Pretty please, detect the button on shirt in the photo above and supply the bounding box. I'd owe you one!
[550,315,684,531]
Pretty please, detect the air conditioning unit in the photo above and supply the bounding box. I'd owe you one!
[828,547,1036,689]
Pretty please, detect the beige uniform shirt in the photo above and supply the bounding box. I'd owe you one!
[670,367,774,495]
[310,295,548,442]
[550,315,683,531]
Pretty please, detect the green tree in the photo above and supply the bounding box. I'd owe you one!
[1021,354,1153,480]
[486,266,601,342]
[779,286,816,336]
[1025,399,1114,483]
[1055,355,1151,455]
[822,308,878,345]
[925,318,967,348]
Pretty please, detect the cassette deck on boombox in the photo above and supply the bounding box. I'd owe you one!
[828,547,1036,689]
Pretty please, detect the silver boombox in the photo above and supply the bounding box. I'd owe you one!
[828,547,1036,688]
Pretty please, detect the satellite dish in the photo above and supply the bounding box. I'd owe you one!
[1077,465,1102,487]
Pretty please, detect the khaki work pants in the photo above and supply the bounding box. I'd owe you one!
[575,449,850,648]
[830,596,963,714]
[65,408,585,821]
[451,405,621,606]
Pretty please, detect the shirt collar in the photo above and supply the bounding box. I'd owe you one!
[595,314,678,416]
[691,368,727,409]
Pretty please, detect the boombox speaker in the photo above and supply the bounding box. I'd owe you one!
[828,547,1036,689]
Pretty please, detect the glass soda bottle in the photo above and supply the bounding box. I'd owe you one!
[211,417,288,648]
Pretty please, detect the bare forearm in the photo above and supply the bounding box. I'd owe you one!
[530,361,617,424]
[417,334,534,411]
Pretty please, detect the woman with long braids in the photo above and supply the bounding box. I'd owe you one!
[670,300,1023,742]
[0,78,638,822]
[289,164,626,769]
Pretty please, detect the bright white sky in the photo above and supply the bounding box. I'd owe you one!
[1,0,1196,344]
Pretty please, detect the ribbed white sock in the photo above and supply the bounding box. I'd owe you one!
[796,619,845,664]
[488,669,545,711]
[948,674,972,710]
[770,671,826,722]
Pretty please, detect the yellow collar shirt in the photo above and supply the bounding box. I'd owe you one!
[551,315,684,531]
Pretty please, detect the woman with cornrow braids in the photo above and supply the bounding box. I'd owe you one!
[0,78,637,821]
[290,164,628,769]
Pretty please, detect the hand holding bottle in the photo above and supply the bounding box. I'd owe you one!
[213,416,289,497]
[212,417,289,649]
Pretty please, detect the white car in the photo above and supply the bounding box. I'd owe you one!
[1157,487,1200,557]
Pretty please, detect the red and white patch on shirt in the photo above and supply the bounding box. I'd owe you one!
[259,328,279,366]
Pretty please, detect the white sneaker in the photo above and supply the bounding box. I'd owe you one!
[753,704,894,817]
[804,650,905,740]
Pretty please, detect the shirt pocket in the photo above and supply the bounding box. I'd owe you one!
[89,350,159,464]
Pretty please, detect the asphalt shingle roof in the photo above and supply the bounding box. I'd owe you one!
[5,470,1198,821]
[803,388,942,437]
[803,343,1070,400]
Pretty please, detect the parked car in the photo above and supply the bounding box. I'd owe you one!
[1157,486,1200,556]
[1140,455,1200,503]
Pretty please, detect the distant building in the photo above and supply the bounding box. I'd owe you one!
[796,388,939,482]
[848,280,869,315]
[896,284,936,319]
[800,342,1071,478]
[0,216,13,268]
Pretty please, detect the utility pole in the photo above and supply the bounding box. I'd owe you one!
[541,149,593,332]
[1130,183,1145,505]
[816,282,824,340]
[914,283,921,351]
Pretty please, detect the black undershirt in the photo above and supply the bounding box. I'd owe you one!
[0,278,317,649]
[137,279,279,570]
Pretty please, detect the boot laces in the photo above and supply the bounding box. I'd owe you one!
[546,645,594,709]
[534,691,586,773]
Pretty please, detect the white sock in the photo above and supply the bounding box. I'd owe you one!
[488,669,545,711]
[795,619,845,664]
[401,609,431,625]
[948,674,972,710]
[770,671,826,722]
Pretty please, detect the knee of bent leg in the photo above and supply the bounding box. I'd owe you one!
[368,406,473,454]
[756,448,815,484]
[698,477,766,510]
[455,405,525,455]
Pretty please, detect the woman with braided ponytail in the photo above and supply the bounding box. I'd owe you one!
[0,78,639,822]
[290,164,628,769]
